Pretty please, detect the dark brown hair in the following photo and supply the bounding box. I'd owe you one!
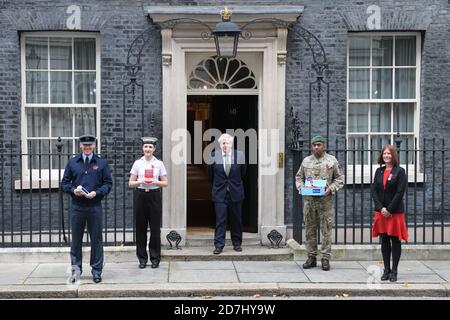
[378,144,398,167]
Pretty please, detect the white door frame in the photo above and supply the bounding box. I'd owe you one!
[158,24,290,246]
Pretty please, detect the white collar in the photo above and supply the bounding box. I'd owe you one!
[141,156,157,162]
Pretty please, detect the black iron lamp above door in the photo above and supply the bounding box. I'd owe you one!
[212,7,241,58]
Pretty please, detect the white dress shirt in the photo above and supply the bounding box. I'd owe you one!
[130,156,167,190]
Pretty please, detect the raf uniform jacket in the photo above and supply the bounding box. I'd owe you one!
[371,165,406,214]
[61,153,113,206]
[295,152,344,198]
[207,149,246,203]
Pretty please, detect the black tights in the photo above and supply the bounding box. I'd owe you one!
[380,233,401,272]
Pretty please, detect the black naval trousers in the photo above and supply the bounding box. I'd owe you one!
[134,188,162,264]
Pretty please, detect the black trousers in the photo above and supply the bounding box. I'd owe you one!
[214,191,243,249]
[70,203,103,276]
[134,189,162,264]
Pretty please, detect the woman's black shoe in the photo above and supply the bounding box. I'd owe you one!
[389,271,398,282]
[381,269,391,281]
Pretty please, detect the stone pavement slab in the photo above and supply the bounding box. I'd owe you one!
[238,272,309,283]
[0,263,38,285]
[28,263,91,278]
[431,270,450,282]
[169,269,238,283]
[421,260,450,270]
[359,260,435,274]
[105,261,170,271]
[101,265,169,284]
[233,261,302,273]
[303,268,371,283]
[170,261,235,270]
[394,274,445,283]
[295,261,364,269]
[24,277,75,285]
[420,261,450,282]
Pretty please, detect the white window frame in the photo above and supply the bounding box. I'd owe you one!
[19,31,101,189]
[346,32,423,183]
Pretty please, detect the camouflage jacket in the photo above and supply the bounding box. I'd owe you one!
[295,152,344,195]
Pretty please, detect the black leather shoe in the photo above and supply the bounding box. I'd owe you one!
[381,269,391,281]
[213,248,223,254]
[139,263,146,269]
[233,246,242,252]
[302,257,317,269]
[389,271,397,282]
[321,259,330,271]
[151,261,160,269]
[93,275,102,283]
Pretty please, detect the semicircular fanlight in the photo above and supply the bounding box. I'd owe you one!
[188,56,257,90]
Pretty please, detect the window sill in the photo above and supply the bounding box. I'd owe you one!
[14,179,60,190]
[344,172,425,185]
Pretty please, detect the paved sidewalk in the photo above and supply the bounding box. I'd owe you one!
[1,260,450,298]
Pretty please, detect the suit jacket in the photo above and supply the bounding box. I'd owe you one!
[371,165,406,214]
[61,153,113,206]
[207,149,247,203]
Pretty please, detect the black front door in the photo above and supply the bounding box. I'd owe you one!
[186,95,258,233]
[211,95,258,233]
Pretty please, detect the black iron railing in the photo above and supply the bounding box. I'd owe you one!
[0,138,144,247]
[0,137,448,247]
[291,137,450,245]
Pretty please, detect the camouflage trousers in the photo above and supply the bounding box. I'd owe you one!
[303,196,334,261]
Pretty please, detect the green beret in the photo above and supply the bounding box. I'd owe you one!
[311,135,325,144]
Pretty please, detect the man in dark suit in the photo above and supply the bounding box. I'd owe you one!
[207,133,246,254]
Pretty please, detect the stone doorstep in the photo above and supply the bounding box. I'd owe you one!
[0,246,293,263]
[287,239,450,261]
[2,242,450,263]
[0,283,449,299]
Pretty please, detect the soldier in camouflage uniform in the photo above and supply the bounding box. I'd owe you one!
[295,135,344,271]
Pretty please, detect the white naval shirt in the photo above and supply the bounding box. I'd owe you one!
[130,156,167,190]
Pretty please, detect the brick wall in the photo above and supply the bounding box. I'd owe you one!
[0,0,449,239]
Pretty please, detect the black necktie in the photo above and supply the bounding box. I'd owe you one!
[84,157,89,173]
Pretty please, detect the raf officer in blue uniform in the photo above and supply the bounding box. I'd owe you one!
[61,134,112,283]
